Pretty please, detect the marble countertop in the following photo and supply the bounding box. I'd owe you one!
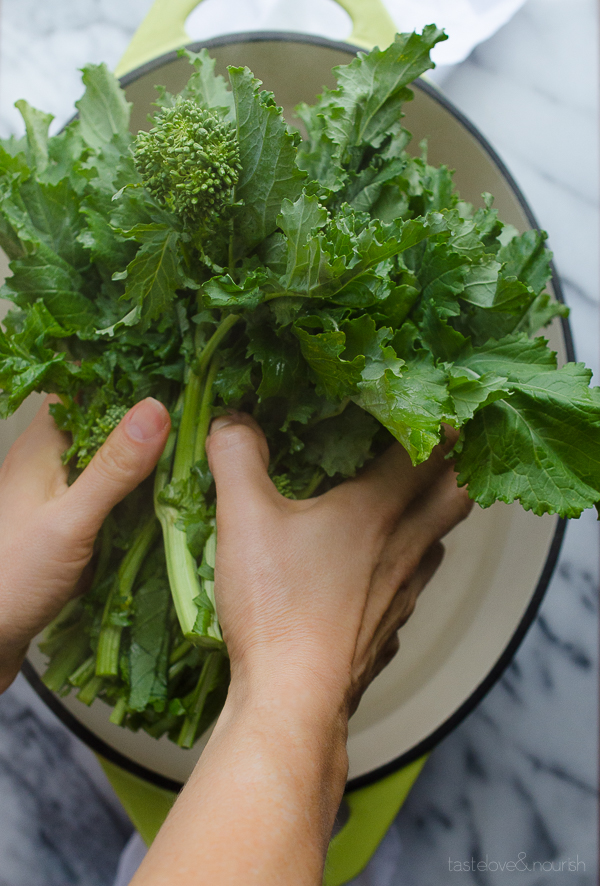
[0,1,597,884]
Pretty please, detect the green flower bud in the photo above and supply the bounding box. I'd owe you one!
[134,98,241,224]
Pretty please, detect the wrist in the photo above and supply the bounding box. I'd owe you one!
[228,639,353,715]
[214,669,350,799]
[146,656,350,886]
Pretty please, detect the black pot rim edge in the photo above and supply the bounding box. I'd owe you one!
[22,29,573,797]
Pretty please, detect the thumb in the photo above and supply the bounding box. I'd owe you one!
[206,412,276,519]
[62,398,170,537]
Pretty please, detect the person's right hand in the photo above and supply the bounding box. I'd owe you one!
[207,412,472,720]
[134,415,473,886]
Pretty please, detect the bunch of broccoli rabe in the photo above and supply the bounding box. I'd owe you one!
[0,26,598,747]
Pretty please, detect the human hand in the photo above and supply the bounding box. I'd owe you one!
[206,412,473,721]
[131,415,473,886]
[0,395,170,692]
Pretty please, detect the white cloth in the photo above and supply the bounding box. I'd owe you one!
[186,0,530,70]
[112,832,147,886]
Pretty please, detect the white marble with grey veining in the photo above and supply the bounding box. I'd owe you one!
[0,673,133,886]
[0,1,597,884]
[352,1,599,883]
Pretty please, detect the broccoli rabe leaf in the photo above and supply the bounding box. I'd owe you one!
[355,352,453,464]
[75,63,132,150]
[447,369,509,423]
[297,26,447,191]
[0,302,83,417]
[293,323,364,400]
[202,272,264,309]
[229,66,306,254]
[2,244,94,330]
[78,203,137,272]
[14,100,53,174]
[276,193,330,293]
[302,404,379,477]
[128,574,171,712]
[497,228,552,295]
[118,228,182,324]
[455,362,600,516]
[452,333,558,382]
[18,177,87,270]
[179,49,235,122]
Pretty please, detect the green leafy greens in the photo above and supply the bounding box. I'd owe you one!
[1,29,598,746]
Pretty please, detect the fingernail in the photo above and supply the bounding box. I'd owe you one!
[125,398,169,442]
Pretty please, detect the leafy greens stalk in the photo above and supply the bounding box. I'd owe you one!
[154,315,236,646]
[1,29,599,746]
[96,514,159,676]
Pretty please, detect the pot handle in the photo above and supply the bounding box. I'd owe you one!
[115,0,397,78]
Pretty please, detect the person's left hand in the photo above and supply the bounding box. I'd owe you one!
[0,395,170,692]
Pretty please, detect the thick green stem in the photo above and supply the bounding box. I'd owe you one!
[200,525,219,625]
[194,354,219,463]
[78,674,104,706]
[228,227,235,277]
[92,519,115,590]
[38,600,85,657]
[297,469,326,500]
[168,658,189,683]
[169,639,192,665]
[157,316,237,646]
[145,714,180,740]
[196,313,239,376]
[69,655,96,688]
[172,369,203,481]
[121,515,160,595]
[178,652,221,748]
[96,515,159,677]
[171,316,229,482]
[42,624,89,693]
[155,430,203,642]
[95,620,122,678]
[158,515,205,642]
[109,695,128,725]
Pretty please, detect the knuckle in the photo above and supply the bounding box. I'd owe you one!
[396,592,418,626]
[210,422,258,455]
[372,503,400,538]
[90,438,133,484]
[376,549,419,600]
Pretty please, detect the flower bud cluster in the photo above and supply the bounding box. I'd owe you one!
[134,98,241,223]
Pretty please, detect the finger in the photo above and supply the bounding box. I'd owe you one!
[328,427,459,529]
[61,398,170,538]
[369,631,401,683]
[392,468,472,561]
[206,412,280,519]
[349,632,400,717]
[0,395,70,501]
[364,468,471,626]
[369,542,445,651]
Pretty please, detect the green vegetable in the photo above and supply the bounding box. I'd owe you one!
[1,29,598,745]
[133,98,241,225]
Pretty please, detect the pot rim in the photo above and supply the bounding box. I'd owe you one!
[23,30,573,794]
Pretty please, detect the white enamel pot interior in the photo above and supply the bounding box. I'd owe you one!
[4,33,571,792]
